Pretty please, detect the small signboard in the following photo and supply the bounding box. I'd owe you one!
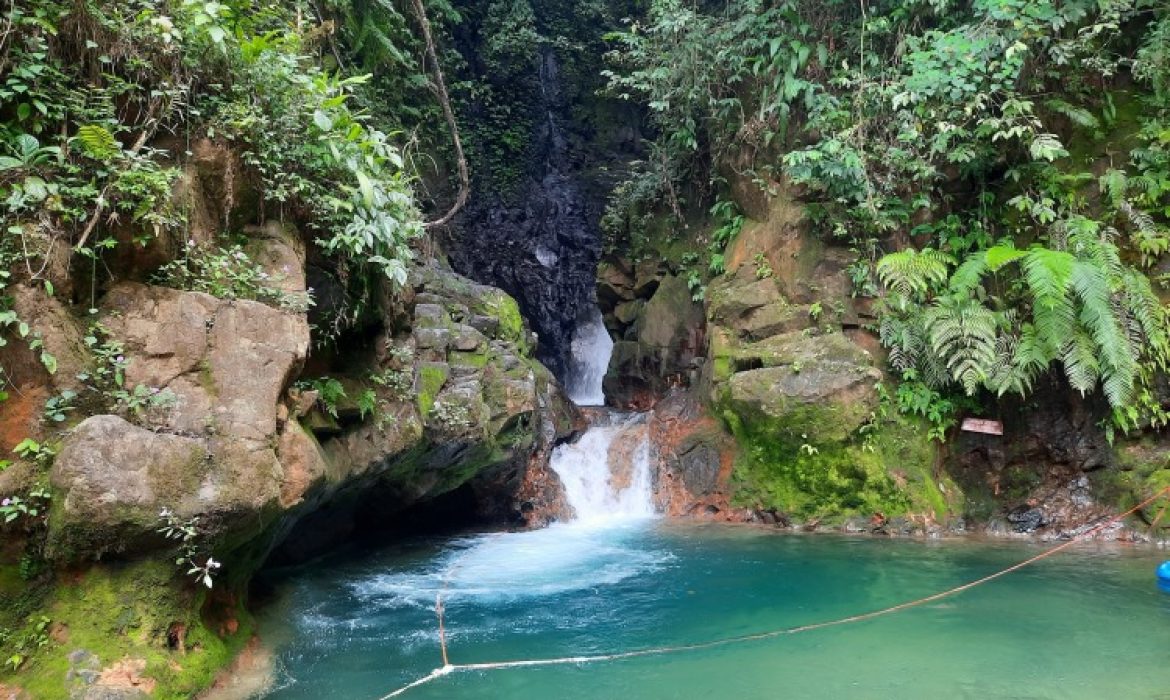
[961,418,1004,435]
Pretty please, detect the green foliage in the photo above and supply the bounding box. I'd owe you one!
[153,241,311,311]
[878,229,1170,423]
[429,399,471,431]
[157,508,220,589]
[298,377,348,419]
[78,323,176,422]
[208,31,422,290]
[0,0,425,353]
[609,0,1170,433]
[0,615,50,671]
[604,0,819,195]
[0,486,51,525]
[752,252,773,280]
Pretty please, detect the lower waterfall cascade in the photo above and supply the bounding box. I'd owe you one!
[548,412,655,523]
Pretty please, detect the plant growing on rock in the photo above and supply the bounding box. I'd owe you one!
[78,323,177,423]
[0,486,51,525]
[0,615,51,671]
[157,508,221,589]
[153,240,311,312]
[297,377,348,419]
[429,400,471,431]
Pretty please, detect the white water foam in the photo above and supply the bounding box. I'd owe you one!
[549,415,655,523]
[346,415,660,611]
[350,523,669,608]
[564,306,613,406]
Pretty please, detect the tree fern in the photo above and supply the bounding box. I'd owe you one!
[875,248,954,301]
[925,294,999,395]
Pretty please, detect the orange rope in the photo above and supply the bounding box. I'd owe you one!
[435,593,449,667]
[376,486,1170,699]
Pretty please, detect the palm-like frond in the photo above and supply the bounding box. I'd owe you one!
[925,294,998,395]
[876,248,954,299]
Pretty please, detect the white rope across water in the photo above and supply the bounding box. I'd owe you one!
[373,487,1170,700]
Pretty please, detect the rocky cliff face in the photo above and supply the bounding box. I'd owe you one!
[442,1,641,388]
[445,52,606,385]
[0,138,576,697]
[603,175,1169,540]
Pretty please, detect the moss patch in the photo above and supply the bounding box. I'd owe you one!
[415,363,450,417]
[490,294,527,349]
[726,409,958,522]
[0,560,249,700]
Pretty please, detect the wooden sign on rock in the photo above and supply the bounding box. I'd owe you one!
[961,418,1004,435]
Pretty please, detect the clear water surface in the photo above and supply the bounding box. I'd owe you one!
[257,521,1170,699]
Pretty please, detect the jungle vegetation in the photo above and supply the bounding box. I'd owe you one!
[602,0,1170,438]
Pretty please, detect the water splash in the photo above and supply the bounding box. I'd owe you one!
[549,413,654,523]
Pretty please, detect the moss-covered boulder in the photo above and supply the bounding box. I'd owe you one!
[714,332,881,445]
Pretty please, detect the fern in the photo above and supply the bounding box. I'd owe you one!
[1098,169,1127,207]
[1045,99,1100,129]
[1071,258,1134,407]
[76,124,121,162]
[1029,133,1068,162]
[925,295,998,395]
[1061,327,1101,394]
[984,243,1027,272]
[876,248,954,301]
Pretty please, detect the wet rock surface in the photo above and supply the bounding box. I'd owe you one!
[446,48,631,386]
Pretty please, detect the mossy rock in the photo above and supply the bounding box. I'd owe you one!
[714,332,881,445]
[728,412,956,521]
[414,362,451,417]
[0,561,248,700]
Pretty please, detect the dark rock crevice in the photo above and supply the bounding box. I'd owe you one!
[442,3,643,387]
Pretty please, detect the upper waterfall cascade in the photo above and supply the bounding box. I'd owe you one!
[564,305,613,406]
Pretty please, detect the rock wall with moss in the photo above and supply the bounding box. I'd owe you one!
[605,173,1167,538]
[0,8,577,690]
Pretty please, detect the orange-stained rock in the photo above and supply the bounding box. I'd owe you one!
[648,390,739,519]
[95,657,157,696]
[0,384,46,453]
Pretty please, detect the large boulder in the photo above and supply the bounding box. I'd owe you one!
[50,416,214,556]
[714,332,881,445]
[99,282,310,441]
[603,273,705,408]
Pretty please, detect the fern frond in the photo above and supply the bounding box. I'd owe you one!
[1072,260,1136,406]
[984,242,1028,272]
[1046,99,1100,129]
[948,254,987,295]
[76,124,120,162]
[876,248,955,299]
[925,295,998,395]
[1098,168,1127,207]
[1021,247,1075,310]
[1060,328,1101,395]
[1119,201,1157,236]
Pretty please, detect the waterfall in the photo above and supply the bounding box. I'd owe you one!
[549,413,654,523]
[564,306,613,406]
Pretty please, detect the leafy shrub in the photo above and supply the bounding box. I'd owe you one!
[154,241,311,311]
